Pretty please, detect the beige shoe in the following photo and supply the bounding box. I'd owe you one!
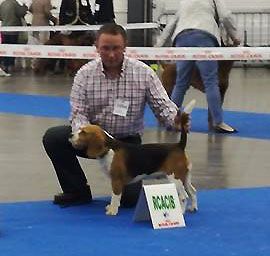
[214,122,238,133]
[0,68,11,77]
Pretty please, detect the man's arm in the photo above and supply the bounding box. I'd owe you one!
[15,2,28,18]
[215,0,241,45]
[70,70,91,132]
[44,0,58,25]
[155,11,179,47]
[145,67,179,129]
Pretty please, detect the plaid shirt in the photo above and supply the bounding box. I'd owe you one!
[70,56,178,138]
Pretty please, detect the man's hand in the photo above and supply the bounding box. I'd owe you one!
[174,110,191,132]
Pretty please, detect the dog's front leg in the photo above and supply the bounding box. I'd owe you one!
[106,192,122,216]
[106,178,123,216]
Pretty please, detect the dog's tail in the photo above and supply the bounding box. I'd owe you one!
[179,99,196,150]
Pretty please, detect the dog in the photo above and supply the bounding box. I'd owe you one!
[160,60,234,128]
[70,100,198,216]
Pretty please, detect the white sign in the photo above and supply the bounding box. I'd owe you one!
[133,184,185,229]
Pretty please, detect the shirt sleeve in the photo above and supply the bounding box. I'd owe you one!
[215,0,238,40]
[70,69,91,132]
[44,0,56,23]
[15,3,28,18]
[155,10,180,47]
[145,67,178,128]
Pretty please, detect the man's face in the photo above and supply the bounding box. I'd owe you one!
[96,33,126,69]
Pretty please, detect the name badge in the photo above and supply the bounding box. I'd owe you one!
[113,99,129,117]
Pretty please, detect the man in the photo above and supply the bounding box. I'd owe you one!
[156,0,241,133]
[42,23,185,208]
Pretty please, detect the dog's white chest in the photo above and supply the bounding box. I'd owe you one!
[98,149,114,177]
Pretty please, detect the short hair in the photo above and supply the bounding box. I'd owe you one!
[96,23,127,42]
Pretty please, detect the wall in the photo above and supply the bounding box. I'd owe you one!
[155,0,270,11]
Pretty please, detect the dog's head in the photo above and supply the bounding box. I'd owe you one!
[70,124,111,158]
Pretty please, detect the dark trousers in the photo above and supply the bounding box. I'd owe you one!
[42,125,142,207]
[2,33,19,69]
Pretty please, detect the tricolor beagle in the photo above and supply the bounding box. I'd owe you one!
[70,100,198,215]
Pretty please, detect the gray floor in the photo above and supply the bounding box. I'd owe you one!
[0,67,270,203]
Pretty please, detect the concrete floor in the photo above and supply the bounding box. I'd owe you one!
[0,67,270,203]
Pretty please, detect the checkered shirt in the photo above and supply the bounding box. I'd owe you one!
[70,56,178,138]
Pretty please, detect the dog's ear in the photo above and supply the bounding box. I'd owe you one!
[84,129,108,158]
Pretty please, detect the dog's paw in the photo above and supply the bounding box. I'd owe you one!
[187,205,198,213]
[105,204,119,215]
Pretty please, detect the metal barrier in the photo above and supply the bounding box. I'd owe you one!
[233,11,270,47]
[234,11,270,67]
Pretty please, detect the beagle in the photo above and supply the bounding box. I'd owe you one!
[70,100,198,216]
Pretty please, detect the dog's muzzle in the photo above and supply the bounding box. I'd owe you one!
[69,132,83,149]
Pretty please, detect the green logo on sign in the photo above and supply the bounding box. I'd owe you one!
[152,195,176,210]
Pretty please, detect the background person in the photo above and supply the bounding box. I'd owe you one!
[156,0,241,133]
[94,0,115,24]
[28,0,58,70]
[0,0,28,73]
[29,0,58,44]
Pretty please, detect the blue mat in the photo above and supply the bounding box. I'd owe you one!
[0,93,70,118]
[0,92,270,140]
[0,187,269,256]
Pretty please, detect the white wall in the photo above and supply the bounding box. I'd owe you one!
[155,0,270,12]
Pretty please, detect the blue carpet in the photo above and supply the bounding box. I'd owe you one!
[0,187,269,256]
[144,107,270,140]
[0,93,70,118]
[0,92,270,140]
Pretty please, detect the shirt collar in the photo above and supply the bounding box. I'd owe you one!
[99,56,128,78]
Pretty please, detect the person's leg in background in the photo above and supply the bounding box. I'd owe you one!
[170,31,196,108]
[172,30,236,132]
[2,33,19,73]
[171,60,194,108]
[194,31,236,132]
[196,59,223,125]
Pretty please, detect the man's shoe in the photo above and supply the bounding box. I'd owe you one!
[53,192,92,206]
[214,122,238,134]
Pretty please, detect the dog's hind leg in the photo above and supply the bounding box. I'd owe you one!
[167,174,188,214]
[184,163,198,212]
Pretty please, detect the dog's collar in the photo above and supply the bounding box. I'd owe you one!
[103,130,115,140]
